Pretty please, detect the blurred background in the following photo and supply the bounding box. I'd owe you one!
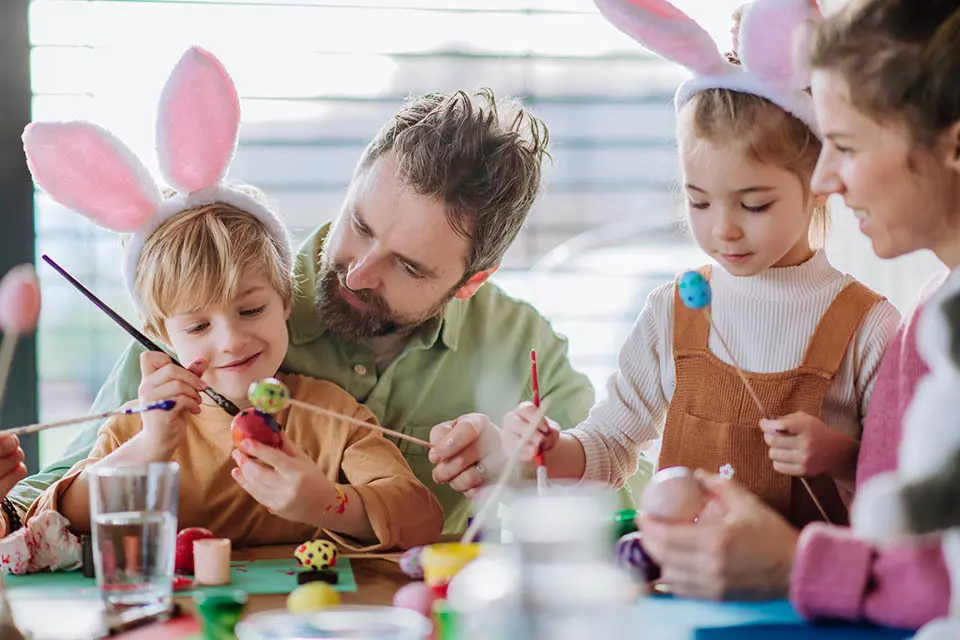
[5,0,945,469]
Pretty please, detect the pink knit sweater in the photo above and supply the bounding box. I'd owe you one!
[790,275,950,629]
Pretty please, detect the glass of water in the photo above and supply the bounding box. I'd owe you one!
[88,461,179,612]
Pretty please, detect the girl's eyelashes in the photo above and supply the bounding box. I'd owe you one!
[688,200,710,210]
[743,202,774,213]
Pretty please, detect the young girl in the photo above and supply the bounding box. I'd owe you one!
[504,0,900,528]
[21,47,443,552]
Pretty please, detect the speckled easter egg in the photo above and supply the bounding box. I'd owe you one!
[392,581,433,617]
[640,467,706,523]
[615,532,661,583]
[677,271,711,310]
[399,546,425,579]
[248,378,290,414]
[295,540,338,570]
[287,582,340,613]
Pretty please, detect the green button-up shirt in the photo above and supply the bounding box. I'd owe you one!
[13,226,601,534]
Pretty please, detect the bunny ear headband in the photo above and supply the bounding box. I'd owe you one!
[593,0,823,137]
[21,46,292,312]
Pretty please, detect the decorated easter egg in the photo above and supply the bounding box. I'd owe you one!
[392,581,433,617]
[0,265,41,335]
[613,509,639,540]
[677,270,711,310]
[230,408,282,448]
[615,532,661,583]
[640,467,706,523]
[248,378,290,414]
[295,539,338,570]
[286,582,341,613]
[399,546,425,579]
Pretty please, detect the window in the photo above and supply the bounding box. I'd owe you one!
[34,0,841,467]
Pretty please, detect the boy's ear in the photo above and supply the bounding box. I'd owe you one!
[944,121,960,171]
[454,267,498,301]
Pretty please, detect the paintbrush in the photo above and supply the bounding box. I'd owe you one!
[42,255,240,416]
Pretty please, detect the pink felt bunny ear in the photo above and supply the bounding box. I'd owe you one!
[593,0,728,76]
[22,122,161,232]
[0,265,41,335]
[156,47,241,194]
[737,0,822,90]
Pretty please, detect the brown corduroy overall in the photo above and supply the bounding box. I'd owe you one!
[657,266,883,527]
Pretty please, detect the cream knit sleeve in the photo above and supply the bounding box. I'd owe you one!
[850,298,901,418]
[566,281,676,487]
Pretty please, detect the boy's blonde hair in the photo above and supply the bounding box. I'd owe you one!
[135,202,294,342]
[679,89,829,247]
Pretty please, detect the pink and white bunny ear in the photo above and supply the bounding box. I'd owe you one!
[593,0,729,76]
[737,0,823,90]
[156,46,240,194]
[22,122,161,232]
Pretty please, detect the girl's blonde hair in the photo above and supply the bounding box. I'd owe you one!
[136,202,293,342]
[679,88,829,247]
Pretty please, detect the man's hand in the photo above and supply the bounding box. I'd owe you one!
[428,413,505,497]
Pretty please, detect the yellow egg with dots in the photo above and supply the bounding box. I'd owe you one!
[287,582,341,613]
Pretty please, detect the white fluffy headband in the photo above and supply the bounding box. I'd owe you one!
[593,0,823,137]
[21,47,293,312]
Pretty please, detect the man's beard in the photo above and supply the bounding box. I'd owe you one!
[314,262,456,343]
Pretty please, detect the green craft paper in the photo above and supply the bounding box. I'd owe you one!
[4,557,356,598]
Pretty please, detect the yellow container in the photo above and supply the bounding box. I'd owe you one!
[420,543,482,588]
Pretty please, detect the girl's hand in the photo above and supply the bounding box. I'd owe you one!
[501,402,560,462]
[760,412,859,481]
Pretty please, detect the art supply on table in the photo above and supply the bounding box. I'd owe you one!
[5,556,358,599]
[286,582,340,613]
[0,574,26,640]
[3,400,174,437]
[42,254,240,417]
[0,265,41,414]
[193,539,232,586]
[461,400,551,544]
[195,591,247,640]
[677,270,831,523]
[80,535,95,579]
[296,570,338,586]
[235,606,430,640]
[446,484,636,640]
[88,461,179,613]
[421,543,482,601]
[530,349,549,493]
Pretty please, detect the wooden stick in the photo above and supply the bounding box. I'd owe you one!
[461,399,551,544]
[0,334,18,413]
[3,400,175,437]
[287,399,432,448]
[701,308,831,524]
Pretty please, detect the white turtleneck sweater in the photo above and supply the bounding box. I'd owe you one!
[567,251,901,487]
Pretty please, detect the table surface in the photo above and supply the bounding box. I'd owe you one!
[9,544,916,639]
